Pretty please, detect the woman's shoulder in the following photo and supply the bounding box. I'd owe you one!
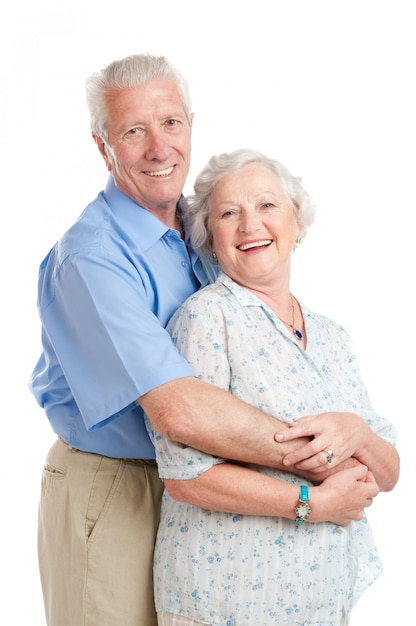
[167,275,244,332]
[178,278,233,314]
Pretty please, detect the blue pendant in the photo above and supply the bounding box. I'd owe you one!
[293,328,303,340]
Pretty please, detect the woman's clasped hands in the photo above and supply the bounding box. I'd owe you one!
[275,411,383,526]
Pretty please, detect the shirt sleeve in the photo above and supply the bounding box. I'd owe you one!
[168,292,233,389]
[358,409,398,446]
[40,249,193,430]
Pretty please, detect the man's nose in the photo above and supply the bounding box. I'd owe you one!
[144,129,170,161]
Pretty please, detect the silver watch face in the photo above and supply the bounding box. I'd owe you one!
[295,502,311,519]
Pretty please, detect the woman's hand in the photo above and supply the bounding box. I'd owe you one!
[310,464,379,526]
[275,412,371,473]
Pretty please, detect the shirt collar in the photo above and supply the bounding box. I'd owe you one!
[217,271,313,326]
[217,271,265,306]
[102,176,218,287]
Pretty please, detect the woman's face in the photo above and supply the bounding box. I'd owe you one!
[208,162,302,290]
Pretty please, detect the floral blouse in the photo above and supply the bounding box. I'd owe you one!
[145,272,397,625]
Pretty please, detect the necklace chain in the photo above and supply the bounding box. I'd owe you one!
[277,294,304,341]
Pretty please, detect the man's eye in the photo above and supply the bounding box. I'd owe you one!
[125,127,145,141]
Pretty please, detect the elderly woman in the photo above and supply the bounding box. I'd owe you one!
[145,149,399,626]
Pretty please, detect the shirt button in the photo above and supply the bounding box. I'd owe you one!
[336,527,344,535]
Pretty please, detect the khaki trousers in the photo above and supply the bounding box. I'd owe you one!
[38,438,164,626]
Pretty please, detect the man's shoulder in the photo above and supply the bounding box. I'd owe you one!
[37,191,119,276]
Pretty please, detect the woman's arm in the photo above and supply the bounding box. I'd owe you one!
[164,460,379,527]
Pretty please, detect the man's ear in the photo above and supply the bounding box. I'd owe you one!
[92,133,111,171]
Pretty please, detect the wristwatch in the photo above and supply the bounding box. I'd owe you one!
[295,485,311,524]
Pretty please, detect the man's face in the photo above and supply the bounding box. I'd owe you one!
[95,78,193,216]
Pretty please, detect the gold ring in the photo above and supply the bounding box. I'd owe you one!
[323,448,334,463]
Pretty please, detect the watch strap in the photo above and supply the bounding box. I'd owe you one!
[299,485,309,503]
[295,485,311,524]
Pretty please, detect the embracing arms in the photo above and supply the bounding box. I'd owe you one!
[142,382,382,526]
[141,383,398,525]
[140,377,329,478]
[140,380,399,490]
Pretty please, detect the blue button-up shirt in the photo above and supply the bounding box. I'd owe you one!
[29,177,211,458]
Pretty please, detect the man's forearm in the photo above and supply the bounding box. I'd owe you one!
[139,377,310,470]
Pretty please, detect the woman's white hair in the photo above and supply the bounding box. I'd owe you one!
[182,149,317,261]
[85,53,192,140]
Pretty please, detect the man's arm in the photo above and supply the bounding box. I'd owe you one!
[139,377,346,478]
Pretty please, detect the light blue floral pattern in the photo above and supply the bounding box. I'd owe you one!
[145,272,397,625]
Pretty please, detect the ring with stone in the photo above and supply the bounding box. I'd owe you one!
[323,448,334,463]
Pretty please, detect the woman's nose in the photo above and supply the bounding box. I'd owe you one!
[238,211,261,232]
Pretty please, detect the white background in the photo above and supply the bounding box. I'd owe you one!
[1,1,413,624]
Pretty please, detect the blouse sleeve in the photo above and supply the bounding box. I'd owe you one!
[146,293,231,479]
[323,317,398,447]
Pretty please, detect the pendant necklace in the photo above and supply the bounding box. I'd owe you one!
[277,294,303,341]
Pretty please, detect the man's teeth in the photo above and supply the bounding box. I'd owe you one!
[238,240,272,251]
[145,167,174,177]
